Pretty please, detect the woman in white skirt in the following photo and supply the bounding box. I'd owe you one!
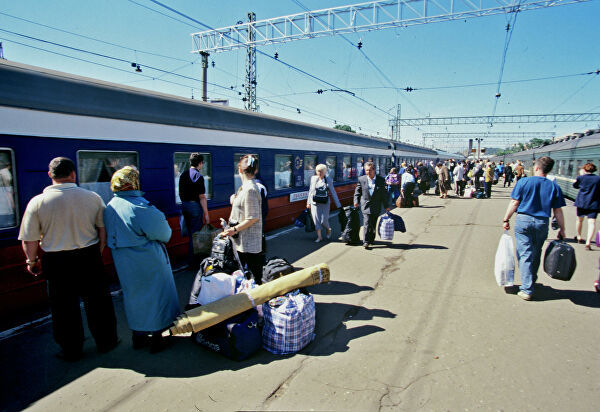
[307,164,341,242]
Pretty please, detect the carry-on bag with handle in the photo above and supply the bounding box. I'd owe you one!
[494,232,515,286]
[543,240,577,281]
[377,214,394,240]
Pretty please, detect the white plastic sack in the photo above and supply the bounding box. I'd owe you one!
[494,232,515,286]
[197,272,236,305]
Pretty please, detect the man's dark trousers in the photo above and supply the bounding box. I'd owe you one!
[43,243,118,356]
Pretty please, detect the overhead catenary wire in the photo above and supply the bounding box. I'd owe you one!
[145,0,391,119]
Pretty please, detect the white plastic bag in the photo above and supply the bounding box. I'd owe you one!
[494,232,515,286]
[197,272,236,305]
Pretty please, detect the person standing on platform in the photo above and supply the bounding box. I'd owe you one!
[354,161,390,249]
[513,160,525,182]
[502,156,566,301]
[504,163,513,187]
[573,163,600,250]
[104,166,180,353]
[307,164,341,243]
[19,157,119,361]
[400,166,416,207]
[453,161,466,196]
[222,155,264,284]
[484,162,494,198]
[435,162,450,199]
[385,167,400,204]
[179,153,210,268]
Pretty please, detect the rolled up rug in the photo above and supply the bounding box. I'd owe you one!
[170,263,330,335]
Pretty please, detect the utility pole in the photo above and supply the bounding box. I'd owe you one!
[200,51,209,102]
[245,12,257,111]
[0,42,5,60]
[475,137,483,160]
[389,104,401,141]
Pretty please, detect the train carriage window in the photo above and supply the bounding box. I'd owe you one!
[576,160,583,176]
[558,160,565,175]
[77,151,138,205]
[342,155,351,181]
[304,155,317,185]
[567,160,574,177]
[174,152,212,203]
[325,156,337,181]
[234,153,259,192]
[356,156,364,177]
[0,149,18,229]
[275,154,292,190]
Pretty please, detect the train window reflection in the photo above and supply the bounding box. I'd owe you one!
[234,153,259,192]
[174,152,212,203]
[342,155,351,181]
[356,156,364,177]
[77,151,138,205]
[325,156,337,181]
[275,154,292,190]
[567,160,574,177]
[558,160,565,175]
[304,155,317,186]
[0,149,18,229]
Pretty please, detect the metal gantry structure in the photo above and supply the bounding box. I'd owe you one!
[399,113,600,126]
[191,0,590,53]
[244,12,258,111]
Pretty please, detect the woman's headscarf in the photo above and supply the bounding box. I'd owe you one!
[110,166,140,192]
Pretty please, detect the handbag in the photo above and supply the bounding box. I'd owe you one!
[304,212,315,232]
[192,224,220,255]
[313,183,329,204]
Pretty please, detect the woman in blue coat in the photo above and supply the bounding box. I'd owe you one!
[104,167,180,353]
[573,163,600,250]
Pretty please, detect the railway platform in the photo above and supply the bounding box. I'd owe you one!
[1,184,599,411]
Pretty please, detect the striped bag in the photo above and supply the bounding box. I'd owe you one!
[262,290,315,355]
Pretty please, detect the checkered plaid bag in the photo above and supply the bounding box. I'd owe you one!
[262,290,315,355]
[377,214,394,241]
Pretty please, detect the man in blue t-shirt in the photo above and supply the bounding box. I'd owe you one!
[502,156,566,300]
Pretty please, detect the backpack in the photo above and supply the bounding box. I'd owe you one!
[193,308,262,361]
[385,173,399,185]
[262,257,294,284]
[341,206,360,244]
[187,257,227,309]
[313,182,329,204]
[210,236,238,274]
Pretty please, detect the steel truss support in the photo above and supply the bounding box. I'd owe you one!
[192,0,589,53]
[422,132,556,139]
[400,112,600,126]
[245,12,257,112]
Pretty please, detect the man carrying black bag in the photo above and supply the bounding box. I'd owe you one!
[354,161,390,249]
[502,156,566,301]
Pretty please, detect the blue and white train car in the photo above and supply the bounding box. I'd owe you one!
[0,60,440,323]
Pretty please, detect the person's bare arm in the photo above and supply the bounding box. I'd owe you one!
[22,240,41,276]
[97,227,106,254]
[199,194,209,224]
[502,199,520,230]
[552,207,566,239]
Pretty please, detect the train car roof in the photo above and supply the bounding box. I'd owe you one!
[0,60,436,155]
[493,131,600,161]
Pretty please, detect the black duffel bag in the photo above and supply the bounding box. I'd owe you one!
[341,206,360,244]
[262,257,294,284]
[543,240,576,281]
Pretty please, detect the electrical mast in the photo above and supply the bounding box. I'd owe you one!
[245,12,257,112]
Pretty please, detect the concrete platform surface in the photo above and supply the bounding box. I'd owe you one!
[1,184,599,411]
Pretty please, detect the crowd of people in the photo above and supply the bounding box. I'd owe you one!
[16,152,600,361]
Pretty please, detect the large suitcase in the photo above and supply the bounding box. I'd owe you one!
[341,206,360,244]
[543,240,576,281]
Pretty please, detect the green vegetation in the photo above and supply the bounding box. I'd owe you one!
[333,124,355,133]
[495,138,553,156]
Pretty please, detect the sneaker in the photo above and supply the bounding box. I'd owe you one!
[594,280,600,293]
[326,228,332,239]
[517,291,532,301]
[314,238,322,243]
[363,242,370,249]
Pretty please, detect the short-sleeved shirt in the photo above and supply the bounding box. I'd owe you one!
[178,168,205,203]
[18,183,105,252]
[511,176,566,218]
[230,180,262,253]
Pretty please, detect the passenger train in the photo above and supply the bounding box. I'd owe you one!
[0,60,443,324]
[493,129,600,199]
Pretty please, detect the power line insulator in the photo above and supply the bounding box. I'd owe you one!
[274,52,278,59]
[405,87,413,92]
[317,89,323,94]
[357,41,362,49]
[495,92,501,98]
[211,61,215,67]
[297,108,301,114]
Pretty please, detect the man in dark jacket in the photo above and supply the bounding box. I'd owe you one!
[354,161,390,249]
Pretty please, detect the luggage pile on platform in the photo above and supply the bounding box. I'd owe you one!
[174,234,329,360]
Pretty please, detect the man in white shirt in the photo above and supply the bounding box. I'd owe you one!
[19,157,119,361]
[453,162,466,196]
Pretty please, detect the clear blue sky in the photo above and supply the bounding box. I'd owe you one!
[1,0,598,152]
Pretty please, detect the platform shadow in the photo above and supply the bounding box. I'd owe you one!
[310,280,374,295]
[530,284,600,308]
[371,242,448,250]
[1,301,393,411]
